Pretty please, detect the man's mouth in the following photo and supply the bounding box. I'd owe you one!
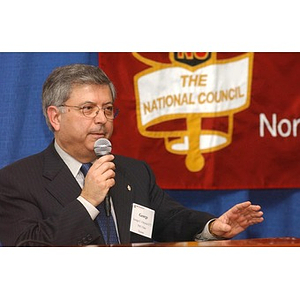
[89,132,106,138]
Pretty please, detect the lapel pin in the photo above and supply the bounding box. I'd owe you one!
[127,185,132,191]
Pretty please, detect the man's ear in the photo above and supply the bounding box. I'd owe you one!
[47,106,62,131]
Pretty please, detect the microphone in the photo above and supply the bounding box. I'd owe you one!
[94,138,113,217]
[94,138,112,157]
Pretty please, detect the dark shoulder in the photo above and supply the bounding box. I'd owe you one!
[113,154,154,177]
[0,142,55,174]
[113,154,146,168]
[1,151,42,173]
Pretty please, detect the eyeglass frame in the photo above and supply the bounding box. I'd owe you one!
[58,102,119,120]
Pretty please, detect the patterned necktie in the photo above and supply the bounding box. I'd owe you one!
[80,163,119,245]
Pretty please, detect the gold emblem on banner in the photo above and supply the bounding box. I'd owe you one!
[133,52,254,172]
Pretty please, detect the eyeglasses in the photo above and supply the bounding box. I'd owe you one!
[59,102,119,120]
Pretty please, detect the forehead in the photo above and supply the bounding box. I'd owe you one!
[68,84,113,104]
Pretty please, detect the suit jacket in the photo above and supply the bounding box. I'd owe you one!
[0,141,215,246]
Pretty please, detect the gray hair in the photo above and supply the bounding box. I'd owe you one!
[42,64,117,131]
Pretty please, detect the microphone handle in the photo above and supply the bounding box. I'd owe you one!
[104,194,111,217]
[94,138,113,218]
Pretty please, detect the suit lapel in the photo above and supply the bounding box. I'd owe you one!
[42,142,82,207]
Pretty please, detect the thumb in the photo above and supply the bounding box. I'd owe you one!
[211,221,231,235]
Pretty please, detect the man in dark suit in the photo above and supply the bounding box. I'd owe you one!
[0,64,264,246]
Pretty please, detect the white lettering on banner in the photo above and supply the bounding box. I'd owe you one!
[259,113,300,137]
[137,58,250,126]
[143,87,245,116]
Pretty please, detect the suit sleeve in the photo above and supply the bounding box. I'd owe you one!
[128,160,216,242]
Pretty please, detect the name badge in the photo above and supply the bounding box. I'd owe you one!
[130,203,155,238]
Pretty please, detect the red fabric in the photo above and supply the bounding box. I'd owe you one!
[99,52,300,190]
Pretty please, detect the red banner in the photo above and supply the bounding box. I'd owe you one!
[98,53,300,190]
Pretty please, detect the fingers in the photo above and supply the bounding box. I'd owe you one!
[92,154,115,171]
[232,201,251,211]
[89,154,115,178]
[231,201,263,216]
[89,155,115,185]
[235,203,264,222]
[238,213,264,226]
[81,155,116,206]
[233,208,264,231]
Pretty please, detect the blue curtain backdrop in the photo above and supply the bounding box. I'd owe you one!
[1,52,299,240]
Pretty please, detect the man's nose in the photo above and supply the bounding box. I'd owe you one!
[94,109,107,124]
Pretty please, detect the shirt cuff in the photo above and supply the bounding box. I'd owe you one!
[77,196,99,220]
[194,219,218,241]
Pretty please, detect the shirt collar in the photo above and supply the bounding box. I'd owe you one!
[54,140,82,178]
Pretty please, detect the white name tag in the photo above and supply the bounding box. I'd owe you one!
[130,203,155,239]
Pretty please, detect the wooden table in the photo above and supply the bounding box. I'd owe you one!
[125,237,300,247]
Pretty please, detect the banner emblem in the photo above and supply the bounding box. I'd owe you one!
[133,52,254,172]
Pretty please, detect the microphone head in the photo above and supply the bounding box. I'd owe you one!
[94,138,112,157]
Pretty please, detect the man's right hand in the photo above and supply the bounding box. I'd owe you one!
[80,154,115,207]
